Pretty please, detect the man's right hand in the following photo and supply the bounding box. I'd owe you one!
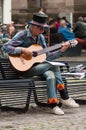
[21,47,32,58]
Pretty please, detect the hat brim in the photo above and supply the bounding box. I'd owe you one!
[28,20,49,28]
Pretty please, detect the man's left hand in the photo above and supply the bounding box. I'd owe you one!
[61,41,70,52]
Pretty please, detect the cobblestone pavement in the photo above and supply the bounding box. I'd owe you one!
[0,104,86,130]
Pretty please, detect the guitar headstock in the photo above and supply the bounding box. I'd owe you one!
[69,39,78,47]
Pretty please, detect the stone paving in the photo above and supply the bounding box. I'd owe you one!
[0,104,86,130]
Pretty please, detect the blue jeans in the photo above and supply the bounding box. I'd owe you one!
[23,62,69,104]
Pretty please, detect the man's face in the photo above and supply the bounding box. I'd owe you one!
[32,25,44,35]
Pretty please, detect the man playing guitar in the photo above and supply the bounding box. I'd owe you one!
[2,12,79,115]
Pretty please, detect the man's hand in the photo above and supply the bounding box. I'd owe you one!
[60,39,78,52]
[21,47,32,59]
[61,41,70,52]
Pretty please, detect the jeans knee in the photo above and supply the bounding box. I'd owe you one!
[44,70,55,80]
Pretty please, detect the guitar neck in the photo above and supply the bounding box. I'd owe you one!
[37,43,62,55]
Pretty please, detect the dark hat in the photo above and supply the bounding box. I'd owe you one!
[28,12,49,28]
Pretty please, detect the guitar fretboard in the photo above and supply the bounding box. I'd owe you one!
[37,43,62,55]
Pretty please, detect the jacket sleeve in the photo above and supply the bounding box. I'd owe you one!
[46,50,62,61]
[2,31,26,55]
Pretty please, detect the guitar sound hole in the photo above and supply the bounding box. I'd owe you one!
[32,51,38,57]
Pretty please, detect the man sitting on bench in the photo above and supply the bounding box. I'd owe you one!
[2,12,79,115]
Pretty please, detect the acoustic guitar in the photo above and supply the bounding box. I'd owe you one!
[9,41,76,72]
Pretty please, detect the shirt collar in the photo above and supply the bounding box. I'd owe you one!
[26,29,32,37]
[26,28,38,40]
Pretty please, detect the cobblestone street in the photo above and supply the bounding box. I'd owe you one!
[0,104,86,130]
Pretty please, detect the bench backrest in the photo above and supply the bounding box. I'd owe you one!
[0,58,20,80]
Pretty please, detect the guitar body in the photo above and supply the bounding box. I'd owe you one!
[9,44,46,72]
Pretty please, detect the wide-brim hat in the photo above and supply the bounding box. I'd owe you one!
[28,12,49,28]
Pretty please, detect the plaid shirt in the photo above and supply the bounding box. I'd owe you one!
[2,28,62,61]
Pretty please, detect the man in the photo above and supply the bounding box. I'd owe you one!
[2,13,79,115]
[38,7,45,14]
[73,16,86,40]
[58,19,86,50]
[58,19,75,41]
[73,17,86,50]
[62,16,72,29]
